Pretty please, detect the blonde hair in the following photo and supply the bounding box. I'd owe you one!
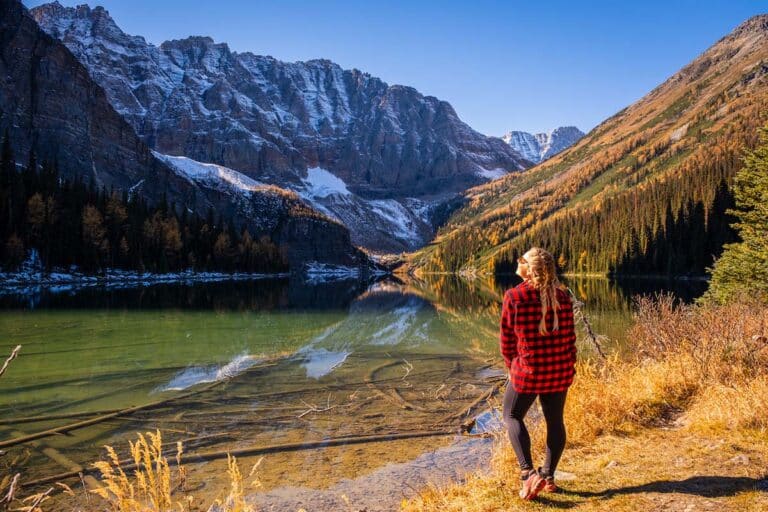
[523,247,562,334]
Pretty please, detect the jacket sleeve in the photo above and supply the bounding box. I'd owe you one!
[559,290,579,358]
[499,291,518,370]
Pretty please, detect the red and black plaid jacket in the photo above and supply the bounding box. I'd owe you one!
[500,280,577,393]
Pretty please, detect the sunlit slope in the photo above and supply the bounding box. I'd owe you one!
[413,15,768,276]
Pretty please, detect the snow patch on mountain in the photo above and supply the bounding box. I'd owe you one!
[502,132,541,163]
[154,152,264,195]
[401,197,434,224]
[301,167,351,198]
[476,168,508,181]
[287,169,437,252]
[368,199,422,244]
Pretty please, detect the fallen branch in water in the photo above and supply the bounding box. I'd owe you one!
[365,359,424,410]
[0,352,301,448]
[401,359,413,380]
[1,473,20,509]
[0,378,227,450]
[568,288,608,360]
[1,379,162,421]
[0,345,21,379]
[7,427,102,492]
[19,486,53,511]
[433,381,505,426]
[297,393,337,418]
[0,409,127,426]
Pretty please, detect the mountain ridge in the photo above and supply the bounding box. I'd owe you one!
[502,126,584,164]
[0,0,368,271]
[31,1,530,252]
[412,13,768,276]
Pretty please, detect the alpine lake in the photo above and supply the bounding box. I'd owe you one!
[0,274,706,511]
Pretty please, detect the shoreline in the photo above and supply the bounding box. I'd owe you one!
[0,268,291,295]
[249,435,494,512]
[0,260,386,294]
[408,270,709,281]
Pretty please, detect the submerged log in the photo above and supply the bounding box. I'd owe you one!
[9,428,101,491]
[364,359,428,411]
[21,429,458,488]
[0,379,227,449]
[433,381,505,426]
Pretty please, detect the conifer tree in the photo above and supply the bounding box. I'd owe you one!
[705,125,768,303]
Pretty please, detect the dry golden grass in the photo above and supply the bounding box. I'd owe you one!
[402,296,768,511]
[90,430,259,512]
[206,455,263,512]
[565,294,768,444]
[91,431,173,511]
[685,377,768,433]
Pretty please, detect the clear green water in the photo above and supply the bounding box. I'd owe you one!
[0,275,705,507]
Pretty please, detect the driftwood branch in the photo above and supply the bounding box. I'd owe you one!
[0,377,227,450]
[297,393,337,418]
[364,359,426,411]
[400,359,413,380]
[433,381,504,426]
[1,473,20,509]
[568,288,608,359]
[0,345,21,379]
[20,486,53,511]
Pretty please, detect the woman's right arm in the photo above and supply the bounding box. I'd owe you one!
[499,291,518,370]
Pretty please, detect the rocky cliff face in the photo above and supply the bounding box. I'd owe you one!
[502,126,584,164]
[31,2,530,252]
[0,0,367,271]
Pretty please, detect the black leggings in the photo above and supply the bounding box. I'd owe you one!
[502,383,568,477]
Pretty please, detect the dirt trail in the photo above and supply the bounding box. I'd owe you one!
[551,429,768,511]
[404,426,768,511]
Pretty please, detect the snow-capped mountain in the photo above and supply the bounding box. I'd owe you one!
[0,0,369,271]
[502,126,584,164]
[31,2,530,252]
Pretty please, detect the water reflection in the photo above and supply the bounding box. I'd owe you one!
[292,282,444,380]
[0,276,372,311]
[408,273,708,347]
[0,272,707,314]
[156,352,262,391]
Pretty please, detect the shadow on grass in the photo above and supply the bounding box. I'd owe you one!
[562,475,766,499]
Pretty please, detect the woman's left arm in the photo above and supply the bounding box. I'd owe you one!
[499,291,518,370]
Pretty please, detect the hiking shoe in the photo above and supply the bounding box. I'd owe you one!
[518,470,545,500]
[542,476,558,493]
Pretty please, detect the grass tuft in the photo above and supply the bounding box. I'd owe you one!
[89,430,259,512]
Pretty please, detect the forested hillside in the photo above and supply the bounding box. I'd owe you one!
[413,15,768,276]
[0,139,287,273]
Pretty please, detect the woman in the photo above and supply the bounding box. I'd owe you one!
[499,247,577,500]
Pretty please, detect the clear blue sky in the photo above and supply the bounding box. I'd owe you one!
[24,0,767,136]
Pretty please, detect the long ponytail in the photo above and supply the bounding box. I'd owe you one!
[523,247,562,334]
